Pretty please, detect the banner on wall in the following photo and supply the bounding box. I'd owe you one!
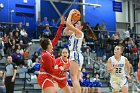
[113,1,122,12]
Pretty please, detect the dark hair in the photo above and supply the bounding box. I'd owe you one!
[40,38,50,50]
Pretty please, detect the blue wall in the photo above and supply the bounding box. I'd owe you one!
[85,0,116,32]
[0,0,36,37]
[41,0,80,25]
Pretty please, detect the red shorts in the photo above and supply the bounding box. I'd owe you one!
[37,74,56,90]
[54,78,67,88]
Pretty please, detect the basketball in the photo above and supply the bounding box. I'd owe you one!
[71,10,81,21]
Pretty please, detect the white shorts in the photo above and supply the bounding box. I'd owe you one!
[110,76,128,91]
[69,51,83,70]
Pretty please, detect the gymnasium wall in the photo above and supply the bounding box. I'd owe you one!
[84,0,116,32]
[41,0,80,25]
[0,0,36,37]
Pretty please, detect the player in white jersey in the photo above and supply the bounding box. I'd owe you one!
[107,45,131,93]
[64,9,84,93]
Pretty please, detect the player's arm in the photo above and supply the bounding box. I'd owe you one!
[66,10,82,38]
[125,58,130,76]
[63,27,73,36]
[107,58,116,73]
[52,16,65,47]
[42,54,63,74]
[12,63,17,82]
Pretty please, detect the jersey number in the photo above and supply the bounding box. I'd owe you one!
[116,68,122,73]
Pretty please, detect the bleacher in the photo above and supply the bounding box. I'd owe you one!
[0,41,140,93]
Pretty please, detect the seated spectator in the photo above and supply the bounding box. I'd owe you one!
[20,29,27,37]
[29,58,40,75]
[50,19,57,27]
[17,45,24,55]
[80,69,89,93]
[31,52,39,62]
[14,31,21,45]
[42,17,49,25]
[83,47,95,69]
[20,29,32,46]
[90,73,102,93]
[2,33,9,54]
[12,49,24,66]
[131,44,138,54]
[22,49,30,60]
[42,25,51,38]
[26,57,33,69]
[50,19,57,37]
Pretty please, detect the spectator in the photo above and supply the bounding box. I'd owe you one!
[17,45,24,55]
[18,22,23,31]
[20,28,27,37]
[90,73,102,93]
[2,34,9,54]
[50,19,57,27]
[42,17,49,25]
[22,49,30,60]
[0,38,4,58]
[0,71,6,93]
[12,49,24,66]
[25,56,33,69]
[14,31,20,45]
[50,19,57,37]
[42,25,51,38]
[20,29,31,45]
[2,56,17,93]
[31,58,40,75]
[123,29,130,40]
[7,32,14,55]
[31,52,39,62]
[35,18,42,38]
[83,47,95,68]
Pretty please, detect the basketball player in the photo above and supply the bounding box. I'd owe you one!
[54,48,72,93]
[64,9,84,93]
[37,16,65,93]
[107,45,131,93]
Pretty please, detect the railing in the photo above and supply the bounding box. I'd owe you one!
[23,72,31,90]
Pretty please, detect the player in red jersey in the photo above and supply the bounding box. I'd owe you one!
[54,48,72,93]
[37,16,65,93]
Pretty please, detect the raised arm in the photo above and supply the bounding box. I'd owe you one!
[66,9,82,38]
[63,27,73,36]
[52,16,65,47]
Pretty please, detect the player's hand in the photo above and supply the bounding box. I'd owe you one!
[59,66,64,71]
[126,74,131,80]
[54,65,58,69]
[71,20,77,24]
[60,16,65,25]
[11,77,15,82]
[114,64,118,68]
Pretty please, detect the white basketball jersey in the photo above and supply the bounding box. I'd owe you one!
[110,56,126,77]
[68,33,84,52]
